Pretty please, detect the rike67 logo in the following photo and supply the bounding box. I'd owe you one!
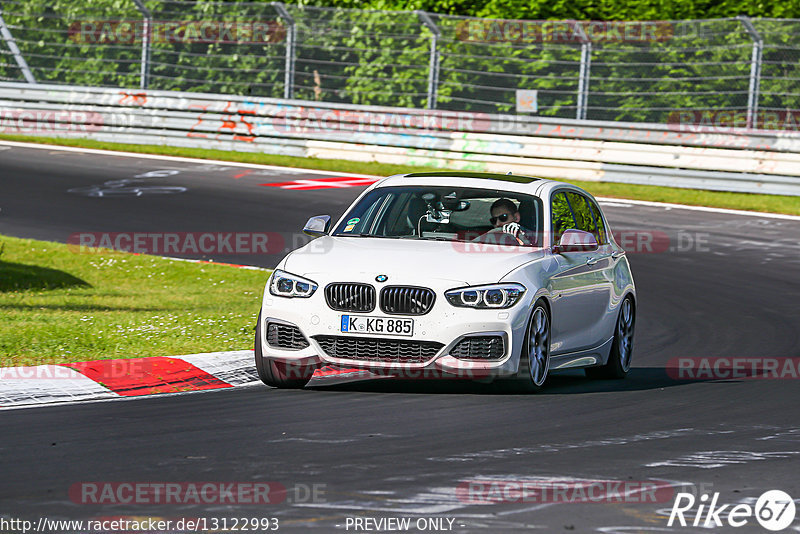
[668,490,796,531]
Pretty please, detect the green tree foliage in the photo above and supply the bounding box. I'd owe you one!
[0,0,797,124]
[297,0,800,19]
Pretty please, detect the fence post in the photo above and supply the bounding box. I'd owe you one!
[131,0,151,90]
[0,8,36,84]
[272,3,296,100]
[738,16,763,129]
[574,21,591,121]
[417,10,441,110]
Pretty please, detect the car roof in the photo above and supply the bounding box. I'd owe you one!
[402,171,541,184]
[376,172,585,198]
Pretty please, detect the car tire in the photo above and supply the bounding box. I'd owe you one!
[585,295,635,380]
[512,300,551,392]
[254,312,316,389]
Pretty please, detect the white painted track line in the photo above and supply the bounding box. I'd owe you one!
[0,139,379,178]
[595,196,800,221]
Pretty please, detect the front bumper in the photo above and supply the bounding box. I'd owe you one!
[258,284,533,379]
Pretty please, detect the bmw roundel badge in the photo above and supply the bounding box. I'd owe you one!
[375,274,388,283]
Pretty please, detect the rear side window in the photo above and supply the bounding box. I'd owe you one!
[585,196,608,244]
[565,192,602,243]
[563,192,607,245]
[551,192,575,243]
[552,190,608,245]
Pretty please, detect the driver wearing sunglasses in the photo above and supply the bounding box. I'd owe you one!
[488,198,533,244]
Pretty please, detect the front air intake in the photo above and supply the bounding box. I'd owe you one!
[313,335,443,364]
[450,336,505,360]
[266,321,310,350]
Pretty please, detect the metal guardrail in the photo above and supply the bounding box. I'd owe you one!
[1,82,799,196]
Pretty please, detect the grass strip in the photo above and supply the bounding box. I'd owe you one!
[0,234,267,366]
[1,133,798,216]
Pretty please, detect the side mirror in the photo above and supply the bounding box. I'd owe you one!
[553,229,598,254]
[303,215,331,237]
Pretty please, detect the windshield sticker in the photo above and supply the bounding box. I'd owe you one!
[347,218,360,225]
[344,224,356,232]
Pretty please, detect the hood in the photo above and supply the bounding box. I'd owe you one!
[283,236,545,286]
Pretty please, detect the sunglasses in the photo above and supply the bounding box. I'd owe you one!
[489,213,512,224]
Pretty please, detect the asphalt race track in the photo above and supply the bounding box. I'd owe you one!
[1,142,799,533]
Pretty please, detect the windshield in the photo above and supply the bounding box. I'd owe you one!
[332,186,543,247]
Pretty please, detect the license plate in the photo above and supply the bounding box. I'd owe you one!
[340,315,414,336]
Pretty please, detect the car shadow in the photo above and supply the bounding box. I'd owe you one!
[306,366,715,395]
[0,260,90,292]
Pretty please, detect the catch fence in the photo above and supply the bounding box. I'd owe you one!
[1,2,799,126]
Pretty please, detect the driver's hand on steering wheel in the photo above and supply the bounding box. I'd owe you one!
[501,222,521,238]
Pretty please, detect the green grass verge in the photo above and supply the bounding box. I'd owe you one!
[0,234,267,366]
[2,133,799,216]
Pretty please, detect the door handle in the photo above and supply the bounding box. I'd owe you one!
[611,251,625,259]
[586,257,598,266]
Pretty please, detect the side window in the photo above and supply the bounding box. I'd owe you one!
[551,192,575,244]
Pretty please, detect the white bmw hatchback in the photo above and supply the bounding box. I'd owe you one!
[255,172,636,390]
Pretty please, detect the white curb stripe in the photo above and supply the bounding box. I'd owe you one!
[179,351,261,386]
[0,365,117,407]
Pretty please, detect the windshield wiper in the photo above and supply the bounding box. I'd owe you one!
[416,236,454,241]
[335,233,399,239]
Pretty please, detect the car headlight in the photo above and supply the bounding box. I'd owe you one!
[269,269,318,298]
[445,283,526,309]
